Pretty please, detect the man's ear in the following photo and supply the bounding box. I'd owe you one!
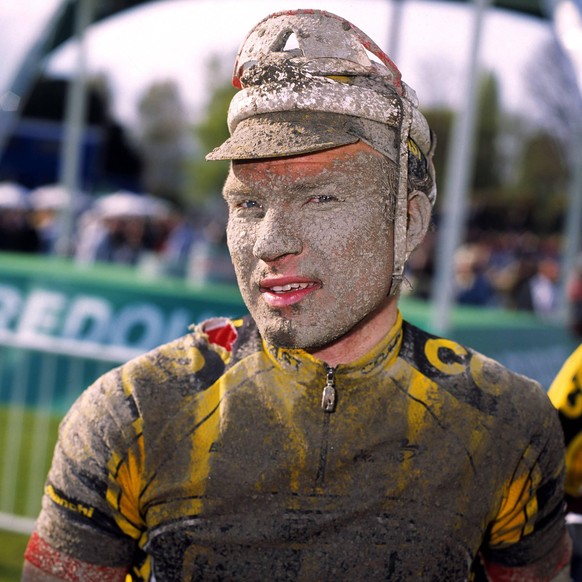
[406,190,432,257]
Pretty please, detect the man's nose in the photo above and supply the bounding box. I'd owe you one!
[252,211,303,262]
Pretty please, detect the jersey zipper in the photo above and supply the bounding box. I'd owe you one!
[316,365,336,487]
[321,365,337,412]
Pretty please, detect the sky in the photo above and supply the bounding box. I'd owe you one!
[0,0,557,127]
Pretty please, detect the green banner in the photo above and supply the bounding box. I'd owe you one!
[0,253,246,352]
[0,252,578,392]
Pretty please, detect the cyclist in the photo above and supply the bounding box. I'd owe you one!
[23,10,571,580]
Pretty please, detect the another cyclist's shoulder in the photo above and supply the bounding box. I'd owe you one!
[549,343,582,410]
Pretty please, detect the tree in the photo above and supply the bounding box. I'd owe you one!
[421,106,454,203]
[509,129,568,234]
[422,71,505,214]
[504,36,582,234]
[473,72,502,192]
[185,56,237,208]
[135,79,193,207]
[524,37,582,153]
[409,68,547,299]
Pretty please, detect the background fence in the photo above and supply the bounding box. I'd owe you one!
[0,252,247,547]
[0,330,141,534]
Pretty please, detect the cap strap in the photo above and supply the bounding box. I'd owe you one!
[389,98,413,296]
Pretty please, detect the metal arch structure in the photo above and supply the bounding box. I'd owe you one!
[448,0,547,16]
[18,0,554,67]
[41,0,159,56]
[30,0,554,72]
[53,0,550,37]
[39,0,552,54]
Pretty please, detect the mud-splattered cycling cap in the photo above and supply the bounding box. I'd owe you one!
[206,9,436,206]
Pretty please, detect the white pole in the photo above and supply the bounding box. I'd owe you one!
[550,0,582,323]
[430,0,492,334]
[387,0,405,63]
[55,0,95,257]
[559,127,582,321]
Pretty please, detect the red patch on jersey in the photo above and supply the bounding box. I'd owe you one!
[480,531,572,581]
[24,532,127,581]
[205,320,238,352]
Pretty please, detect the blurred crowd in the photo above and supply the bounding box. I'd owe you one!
[0,181,236,285]
[404,225,582,336]
[1,180,581,335]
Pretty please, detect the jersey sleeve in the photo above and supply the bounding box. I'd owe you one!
[27,363,145,569]
[480,381,570,575]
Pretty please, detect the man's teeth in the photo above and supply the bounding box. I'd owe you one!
[271,282,314,293]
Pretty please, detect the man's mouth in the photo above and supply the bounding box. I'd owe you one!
[259,278,320,307]
[267,282,318,293]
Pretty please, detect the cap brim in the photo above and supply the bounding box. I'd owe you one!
[206,112,360,161]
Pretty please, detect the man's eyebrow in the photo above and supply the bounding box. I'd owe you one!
[223,179,322,197]
[222,182,250,199]
[293,182,321,192]
[276,181,328,195]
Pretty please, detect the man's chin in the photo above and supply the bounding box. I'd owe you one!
[251,301,360,351]
[260,323,299,349]
[258,318,349,352]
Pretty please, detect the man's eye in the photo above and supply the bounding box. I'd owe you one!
[238,200,262,209]
[308,195,337,204]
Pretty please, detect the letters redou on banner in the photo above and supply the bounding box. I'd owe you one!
[0,284,199,350]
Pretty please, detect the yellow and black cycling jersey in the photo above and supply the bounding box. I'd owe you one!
[549,343,582,501]
[31,312,566,580]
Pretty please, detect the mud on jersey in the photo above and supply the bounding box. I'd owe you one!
[29,313,567,580]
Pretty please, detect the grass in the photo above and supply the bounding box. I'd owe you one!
[0,407,60,516]
[0,407,61,581]
[0,530,28,582]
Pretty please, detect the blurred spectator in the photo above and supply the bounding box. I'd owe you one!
[482,232,521,301]
[29,184,90,254]
[530,256,560,316]
[94,215,152,265]
[157,211,204,278]
[186,213,236,286]
[75,191,168,266]
[510,257,533,311]
[0,182,40,253]
[509,254,560,317]
[74,210,107,264]
[453,243,497,306]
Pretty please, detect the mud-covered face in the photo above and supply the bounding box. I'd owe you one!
[223,142,396,349]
